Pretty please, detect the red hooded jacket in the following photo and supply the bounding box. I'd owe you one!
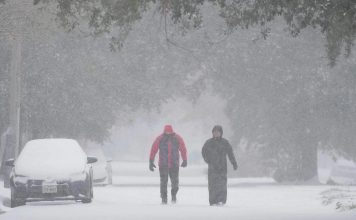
[149,126,187,168]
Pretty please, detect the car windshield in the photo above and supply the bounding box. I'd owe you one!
[15,139,87,179]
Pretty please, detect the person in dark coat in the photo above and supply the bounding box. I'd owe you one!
[202,125,238,206]
[149,125,187,204]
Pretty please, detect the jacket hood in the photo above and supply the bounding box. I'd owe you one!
[163,125,174,134]
[212,125,223,136]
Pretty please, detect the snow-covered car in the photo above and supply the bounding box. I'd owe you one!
[84,146,112,185]
[327,165,356,185]
[5,139,97,207]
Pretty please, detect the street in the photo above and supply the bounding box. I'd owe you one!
[1,175,356,220]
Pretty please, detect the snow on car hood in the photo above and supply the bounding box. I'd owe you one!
[15,139,87,179]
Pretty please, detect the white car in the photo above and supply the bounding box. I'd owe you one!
[327,165,356,185]
[5,139,97,207]
[84,146,112,185]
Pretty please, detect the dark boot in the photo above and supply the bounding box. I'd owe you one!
[172,194,177,203]
[161,197,167,205]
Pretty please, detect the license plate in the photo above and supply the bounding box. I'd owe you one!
[42,184,57,193]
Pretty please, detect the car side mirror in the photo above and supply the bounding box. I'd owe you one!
[87,156,98,164]
[5,159,15,167]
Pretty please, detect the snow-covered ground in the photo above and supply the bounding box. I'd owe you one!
[1,162,356,220]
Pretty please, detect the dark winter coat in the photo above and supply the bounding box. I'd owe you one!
[150,133,187,168]
[202,137,237,173]
[202,137,237,205]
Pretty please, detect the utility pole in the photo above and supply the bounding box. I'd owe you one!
[1,0,24,160]
[9,34,22,158]
[1,34,22,188]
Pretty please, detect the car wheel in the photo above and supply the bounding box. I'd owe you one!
[10,187,25,208]
[81,175,92,203]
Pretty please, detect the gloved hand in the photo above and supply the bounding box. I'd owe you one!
[181,160,187,168]
[149,160,156,171]
[233,163,238,171]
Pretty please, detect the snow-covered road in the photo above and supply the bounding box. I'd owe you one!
[1,176,356,220]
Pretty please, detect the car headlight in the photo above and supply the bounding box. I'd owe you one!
[13,175,28,186]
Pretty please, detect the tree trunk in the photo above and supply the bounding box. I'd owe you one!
[299,136,318,182]
[273,134,318,183]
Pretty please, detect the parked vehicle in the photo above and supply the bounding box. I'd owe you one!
[327,165,356,185]
[84,146,112,185]
[5,138,97,207]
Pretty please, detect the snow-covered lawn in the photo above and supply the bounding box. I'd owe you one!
[1,162,356,220]
[321,188,356,211]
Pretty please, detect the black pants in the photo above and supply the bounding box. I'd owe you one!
[208,168,227,205]
[159,167,179,199]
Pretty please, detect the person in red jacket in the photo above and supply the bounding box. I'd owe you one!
[149,125,187,204]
